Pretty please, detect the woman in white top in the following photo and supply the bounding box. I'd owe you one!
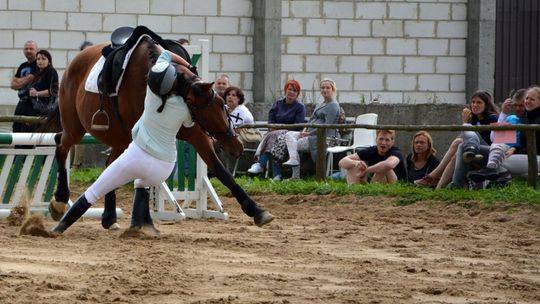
[224,86,254,127]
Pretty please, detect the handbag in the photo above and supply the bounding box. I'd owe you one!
[32,97,55,116]
[237,128,262,143]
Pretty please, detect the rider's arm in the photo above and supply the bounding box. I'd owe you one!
[156,45,191,69]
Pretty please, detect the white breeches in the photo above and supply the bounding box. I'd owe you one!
[84,142,175,205]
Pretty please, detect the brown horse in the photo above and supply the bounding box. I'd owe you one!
[46,36,273,228]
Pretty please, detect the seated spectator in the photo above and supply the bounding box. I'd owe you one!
[451,90,500,188]
[406,131,440,184]
[414,90,499,188]
[219,86,254,172]
[498,86,540,177]
[282,78,341,179]
[467,89,526,182]
[225,86,254,127]
[247,80,306,181]
[339,129,407,184]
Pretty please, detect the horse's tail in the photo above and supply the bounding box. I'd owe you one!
[36,104,62,133]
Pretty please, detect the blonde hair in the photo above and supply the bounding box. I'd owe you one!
[320,78,337,93]
[528,86,540,97]
[411,131,437,162]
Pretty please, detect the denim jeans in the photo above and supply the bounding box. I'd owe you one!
[258,152,282,178]
[452,131,489,188]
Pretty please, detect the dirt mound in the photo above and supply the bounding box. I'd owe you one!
[19,215,56,238]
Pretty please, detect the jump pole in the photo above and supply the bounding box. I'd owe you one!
[0,132,122,219]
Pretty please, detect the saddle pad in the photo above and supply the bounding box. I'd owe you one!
[84,34,150,95]
[84,56,106,93]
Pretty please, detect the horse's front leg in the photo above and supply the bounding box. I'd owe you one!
[178,126,274,227]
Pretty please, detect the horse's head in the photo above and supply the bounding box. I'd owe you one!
[175,65,243,158]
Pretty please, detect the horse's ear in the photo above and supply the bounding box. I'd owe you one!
[200,82,214,92]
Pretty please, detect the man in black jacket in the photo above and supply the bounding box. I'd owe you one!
[10,40,38,133]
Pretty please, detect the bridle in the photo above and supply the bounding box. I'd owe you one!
[179,75,236,141]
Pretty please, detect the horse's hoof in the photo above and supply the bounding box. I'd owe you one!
[48,201,67,221]
[108,223,121,230]
[101,216,118,230]
[119,226,159,239]
[142,224,160,238]
[254,210,274,227]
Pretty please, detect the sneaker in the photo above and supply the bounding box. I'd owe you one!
[283,159,300,166]
[463,151,484,164]
[272,174,282,181]
[469,179,489,190]
[247,163,264,174]
[468,166,509,182]
[414,175,439,187]
[487,171,512,188]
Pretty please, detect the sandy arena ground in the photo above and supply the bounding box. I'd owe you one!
[0,184,539,304]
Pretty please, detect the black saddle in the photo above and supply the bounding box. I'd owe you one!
[97,25,192,97]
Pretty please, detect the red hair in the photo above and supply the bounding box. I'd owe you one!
[284,80,301,94]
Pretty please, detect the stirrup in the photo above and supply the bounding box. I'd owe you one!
[91,109,110,131]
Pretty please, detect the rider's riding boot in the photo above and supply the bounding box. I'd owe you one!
[51,195,91,234]
[130,188,160,236]
[101,191,119,229]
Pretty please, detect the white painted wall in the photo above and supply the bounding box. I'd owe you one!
[0,0,468,107]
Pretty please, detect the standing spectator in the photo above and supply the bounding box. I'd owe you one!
[10,40,38,133]
[339,130,407,184]
[247,80,306,180]
[215,74,230,98]
[406,131,440,184]
[28,50,59,116]
[282,78,340,179]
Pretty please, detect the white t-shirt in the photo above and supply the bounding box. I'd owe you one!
[229,104,254,127]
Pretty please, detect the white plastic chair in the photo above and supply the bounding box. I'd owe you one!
[326,113,378,177]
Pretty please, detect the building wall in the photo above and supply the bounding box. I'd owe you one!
[0,0,468,107]
[282,0,468,105]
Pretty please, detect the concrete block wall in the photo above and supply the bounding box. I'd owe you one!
[0,0,255,105]
[0,0,468,110]
[282,0,468,106]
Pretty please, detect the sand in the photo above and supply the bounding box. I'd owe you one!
[0,184,539,304]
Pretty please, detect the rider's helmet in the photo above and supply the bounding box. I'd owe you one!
[147,61,177,96]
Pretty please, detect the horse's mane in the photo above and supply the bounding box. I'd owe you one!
[176,69,202,98]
